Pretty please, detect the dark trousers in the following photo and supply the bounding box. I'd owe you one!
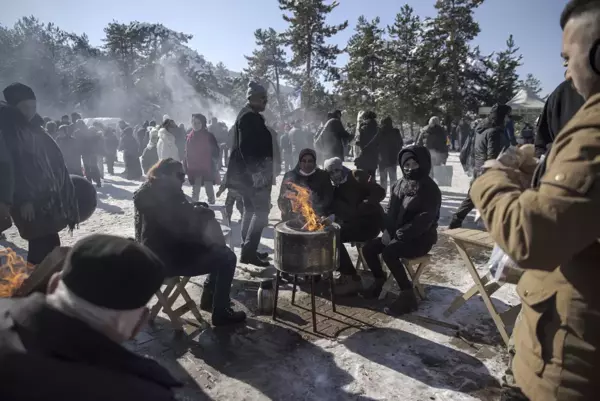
[106,156,116,175]
[362,237,430,291]
[240,186,271,257]
[225,190,243,218]
[338,222,380,276]
[173,245,236,313]
[28,233,60,265]
[453,179,475,222]
[379,166,397,194]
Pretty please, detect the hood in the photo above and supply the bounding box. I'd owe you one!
[158,128,175,142]
[398,145,432,176]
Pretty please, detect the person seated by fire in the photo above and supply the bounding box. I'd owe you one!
[134,158,246,326]
[323,157,385,296]
[0,83,80,265]
[278,148,333,223]
[361,145,441,315]
[0,234,183,401]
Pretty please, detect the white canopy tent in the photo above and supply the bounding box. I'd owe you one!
[478,87,545,120]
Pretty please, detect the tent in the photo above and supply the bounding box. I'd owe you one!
[478,87,545,121]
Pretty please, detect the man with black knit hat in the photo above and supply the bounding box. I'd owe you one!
[449,103,512,229]
[224,81,273,267]
[0,83,79,264]
[0,234,180,401]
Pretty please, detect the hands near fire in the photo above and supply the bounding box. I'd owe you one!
[483,144,538,188]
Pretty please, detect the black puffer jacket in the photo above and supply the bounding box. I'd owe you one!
[354,114,380,172]
[378,117,403,169]
[473,104,512,176]
[385,145,441,251]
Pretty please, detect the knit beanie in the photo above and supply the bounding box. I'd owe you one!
[61,234,166,310]
[3,83,36,106]
[247,81,267,99]
[400,150,417,167]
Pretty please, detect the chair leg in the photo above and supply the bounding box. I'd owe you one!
[329,274,336,313]
[149,280,177,321]
[310,275,317,333]
[291,275,298,305]
[272,270,280,320]
[154,290,183,331]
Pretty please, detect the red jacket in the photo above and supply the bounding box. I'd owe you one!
[184,129,220,182]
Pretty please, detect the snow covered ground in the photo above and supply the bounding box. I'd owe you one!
[1,152,517,401]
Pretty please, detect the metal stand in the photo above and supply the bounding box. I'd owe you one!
[272,270,337,333]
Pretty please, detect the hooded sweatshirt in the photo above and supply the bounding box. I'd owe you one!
[385,145,441,250]
[157,128,180,161]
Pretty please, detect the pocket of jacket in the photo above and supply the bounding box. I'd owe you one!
[516,284,558,375]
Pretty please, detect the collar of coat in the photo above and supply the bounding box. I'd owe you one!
[7,294,181,389]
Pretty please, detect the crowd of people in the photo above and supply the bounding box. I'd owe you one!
[1,1,599,399]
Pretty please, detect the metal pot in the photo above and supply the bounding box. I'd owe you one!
[274,221,340,275]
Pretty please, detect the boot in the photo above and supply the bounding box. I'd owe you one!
[200,288,214,312]
[359,277,386,299]
[240,254,270,267]
[384,288,418,316]
[448,216,463,230]
[334,274,362,296]
[256,251,269,260]
[212,307,247,326]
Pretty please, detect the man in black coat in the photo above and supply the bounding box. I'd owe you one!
[361,145,441,314]
[224,81,273,267]
[449,104,512,229]
[417,116,448,167]
[377,116,403,193]
[316,110,352,160]
[354,111,380,181]
[0,234,182,401]
[535,79,585,158]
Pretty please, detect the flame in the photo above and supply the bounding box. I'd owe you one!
[285,182,324,232]
[0,248,35,298]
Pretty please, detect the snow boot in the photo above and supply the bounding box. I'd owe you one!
[240,254,270,267]
[384,288,419,316]
[212,307,247,327]
[448,216,463,230]
[359,277,386,299]
[200,288,214,312]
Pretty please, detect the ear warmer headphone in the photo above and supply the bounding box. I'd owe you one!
[589,38,600,75]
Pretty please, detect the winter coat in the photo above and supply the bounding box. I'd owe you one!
[288,127,313,161]
[317,118,352,160]
[378,118,403,169]
[472,107,511,176]
[0,131,13,206]
[184,129,220,183]
[416,124,448,155]
[505,118,517,146]
[103,131,119,161]
[268,126,282,181]
[157,128,180,161]
[208,122,227,145]
[278,161,334,221]
[457,121,472,148]
[331,167,385,235]
[470,92,600,401]
[140,144,159,174]
[0,106,79,241]
[56,134,83,176]
[384,146,440,253]
[224,105,273,191]
[0,294,180,401]
[133,179,223,275]
[81,131,104,167]
[535,80,585,158]
[354,117,380,172]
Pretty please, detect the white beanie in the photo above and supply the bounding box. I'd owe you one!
[162,114,171,124]
[323,157,343,172]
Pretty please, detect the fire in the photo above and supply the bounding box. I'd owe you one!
[285,182,324,232]
[0,248,34,298]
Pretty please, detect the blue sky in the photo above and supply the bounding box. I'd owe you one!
[2,0,567,96]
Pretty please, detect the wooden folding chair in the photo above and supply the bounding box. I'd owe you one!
[352,242,369,272]
[149,276,207,331]
[378,254,432,301]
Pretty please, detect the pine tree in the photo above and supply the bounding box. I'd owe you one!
[520,73,543,96]
[418,0,485,125]
[336,16,385,118]
[244,28,290,116]
[381,5,424,135]
[279,0,348,108]
[482,34,523,104]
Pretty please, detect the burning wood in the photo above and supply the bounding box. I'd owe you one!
[0,248,35,298]
[284,182,324,232]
